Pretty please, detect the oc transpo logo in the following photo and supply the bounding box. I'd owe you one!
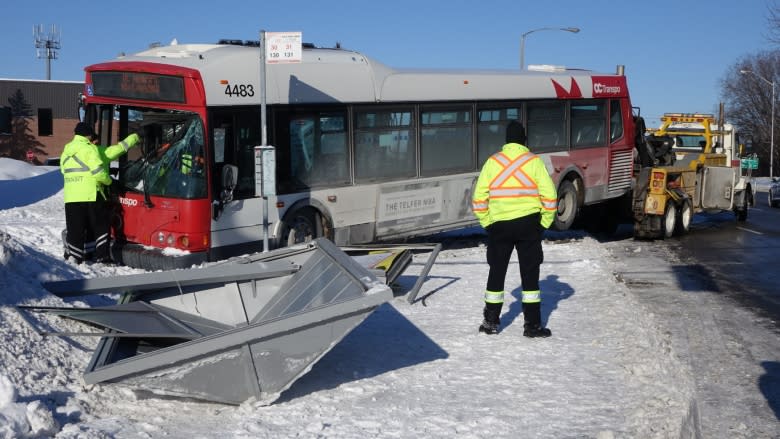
[593,82,621,95]
[119,197,138,207]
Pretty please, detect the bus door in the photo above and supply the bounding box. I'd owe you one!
[209,108,264,255]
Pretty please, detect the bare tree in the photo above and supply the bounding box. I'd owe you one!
[722,51,780,176]
[768,1,780,46]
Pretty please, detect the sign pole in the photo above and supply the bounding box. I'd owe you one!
[260,30,269,252]
[257,31,299,253]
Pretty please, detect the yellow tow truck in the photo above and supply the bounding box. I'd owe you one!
[632,111,753,239]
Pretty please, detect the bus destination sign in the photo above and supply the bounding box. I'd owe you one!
[90,71,186,103]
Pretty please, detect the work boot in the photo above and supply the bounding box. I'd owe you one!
[522,302,551,338]
[478,302,502,335]
[93,257,114,265]
[478,320,500,334]
[523,323,552,338]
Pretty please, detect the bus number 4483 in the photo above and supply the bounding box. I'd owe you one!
[224,84,255,97]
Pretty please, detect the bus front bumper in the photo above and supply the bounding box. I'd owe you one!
[111,242,208,271]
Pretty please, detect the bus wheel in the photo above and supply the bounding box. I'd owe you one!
[282,208,319,247]
[674,199,692,235]
[552,180,578,231]
[662,202,677,239]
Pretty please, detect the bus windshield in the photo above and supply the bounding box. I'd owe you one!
[120,110,207,200]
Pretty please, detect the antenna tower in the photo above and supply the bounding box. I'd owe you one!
[34,24,61,80]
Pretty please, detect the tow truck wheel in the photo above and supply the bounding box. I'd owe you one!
[735,191,749,222]
[662,202,677,239]
[674,200,692,235]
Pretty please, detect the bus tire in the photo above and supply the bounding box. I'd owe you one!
[662,202,676,239]
[552,180,578,231]
[281,207,320,247]
[674,199,692,235]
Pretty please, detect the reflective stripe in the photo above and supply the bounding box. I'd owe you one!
[541,198,557,210]
[62,155,89,173]
[484,290,505,303]
[521,290,541,303]
[95,232,109,248]
[489,188,539,197]
[120,140,130,152]
[487,151,539,202]
[492,153,511,166]
[490,152,536,189]
[66,242,85,258]
[472,200,488,211]
[90,166,103,176]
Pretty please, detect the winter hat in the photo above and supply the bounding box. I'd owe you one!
[74,122,95,137]
[506,120,526,144]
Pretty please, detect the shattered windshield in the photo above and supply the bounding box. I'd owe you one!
[120,110,207,199]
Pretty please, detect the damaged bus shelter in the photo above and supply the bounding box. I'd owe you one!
[17,239,439,405]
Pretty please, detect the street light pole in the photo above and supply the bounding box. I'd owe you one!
[741,69,775,178]
[520,27,580,70]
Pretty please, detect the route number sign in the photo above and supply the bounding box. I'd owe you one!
[266,32,302,64]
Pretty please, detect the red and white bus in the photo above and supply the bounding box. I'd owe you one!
[80,39,637,269]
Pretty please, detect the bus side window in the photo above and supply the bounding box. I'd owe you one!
[571,100,606,148]
[314,113,349,186]
[235,112,261,197]
[213,128,226,164]
[290,118,316,187]
[354,107,415,183]
[527,102,566,152]
[287,112,349,189]
[210,109,258,200]
[210,109,261,200]
[609,99,624,143]
[477,106,522,166]
[210,119,234,199]
[420,107,473,176]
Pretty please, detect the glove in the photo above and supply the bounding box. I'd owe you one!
[123,133,141,148]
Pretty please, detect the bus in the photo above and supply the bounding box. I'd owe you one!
[80,39,637,270]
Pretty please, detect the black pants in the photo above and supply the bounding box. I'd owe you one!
[65,198,109,262]
[485,213,544,294]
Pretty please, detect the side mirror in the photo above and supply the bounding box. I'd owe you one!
[213,164,239,220]
[222,164,238,192]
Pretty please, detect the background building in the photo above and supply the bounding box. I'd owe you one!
[0,79,83,164]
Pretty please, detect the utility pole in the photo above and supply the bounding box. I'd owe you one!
[34,24,61,80]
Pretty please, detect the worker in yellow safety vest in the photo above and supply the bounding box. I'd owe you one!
[60,122,140,263]
[471,120,557,336]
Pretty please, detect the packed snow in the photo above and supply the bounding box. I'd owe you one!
[0,157,697,438]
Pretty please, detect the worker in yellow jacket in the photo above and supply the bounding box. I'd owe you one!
[60,122,139,263]
[472,121,557,336]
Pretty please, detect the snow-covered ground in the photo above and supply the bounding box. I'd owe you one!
[0,157,699,438]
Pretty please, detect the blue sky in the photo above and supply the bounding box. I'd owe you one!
[2,0,775,127]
